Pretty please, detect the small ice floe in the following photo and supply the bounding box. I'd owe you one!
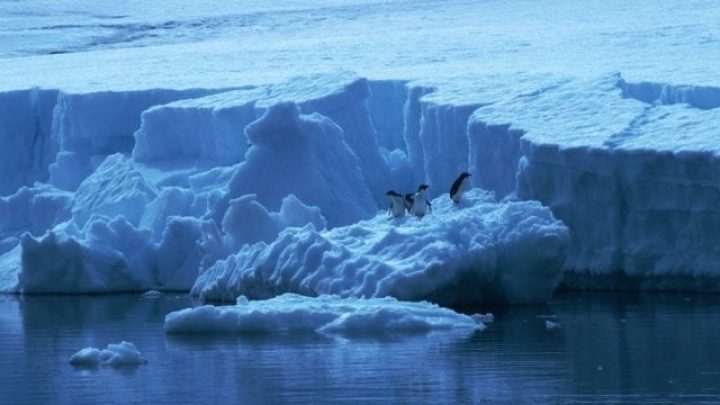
[69,341,147,368]
[165,293,485,338]
[545,320,561,330]
[143,290,162,298]
[538,314,560,330]
[471,313,494,323]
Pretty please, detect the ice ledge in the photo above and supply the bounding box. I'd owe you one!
[192,189,569,307]
[469,74,720,289]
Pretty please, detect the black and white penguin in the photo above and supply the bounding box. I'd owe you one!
[386,190,407,217]
[404,193,415,211]
[411,184,432,217]
[450,172,471,204]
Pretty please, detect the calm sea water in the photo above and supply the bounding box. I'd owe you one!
[1,291,719,404]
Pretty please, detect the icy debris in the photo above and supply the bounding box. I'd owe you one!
[69,341,147,367]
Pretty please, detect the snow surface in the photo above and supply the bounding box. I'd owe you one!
[69,341,147,368]
[193,189,568,306]
[1,0,720,303]
[164,293,484,336]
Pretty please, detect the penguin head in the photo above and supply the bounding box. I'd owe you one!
[459,172,471,180]
[417,184,429,192]
[386,190,402,198]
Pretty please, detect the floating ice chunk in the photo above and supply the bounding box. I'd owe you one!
[164,293,483,337]
[545,320,561,330]
[143,290,162,298]
[193,189,569,306]
[69,341,147,367]
[472,313,495,324]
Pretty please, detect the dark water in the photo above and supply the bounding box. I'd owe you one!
[1,291,720,405]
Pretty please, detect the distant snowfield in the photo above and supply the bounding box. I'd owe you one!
[1,0,720,305]
[1,0,718,90]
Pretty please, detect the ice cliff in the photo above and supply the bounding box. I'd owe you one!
[471,74,720,290]
[1,70,719,302]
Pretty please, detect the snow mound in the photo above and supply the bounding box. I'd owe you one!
[164,293,484,337]
[219,100,376,228]
[69,341,147,368]
[192,189,569,306]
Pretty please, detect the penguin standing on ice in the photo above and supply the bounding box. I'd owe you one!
[404,193,415,211]
[450,172,471,204]
[411,184,432,217]
[386,190,407,217]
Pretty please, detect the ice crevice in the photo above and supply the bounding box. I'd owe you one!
[1,71,720,301]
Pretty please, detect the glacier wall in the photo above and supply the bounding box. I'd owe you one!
[277,74,393,206]
[0,88,59,196]
[402,84,436,189]
[418,101,481,199]
[133,87,261,166]
[0,73,414,295]
[49,88,217,191]
[368,80,408,152]
[472,74,720,290]
[468,122,524,199]
[2,70,720,298]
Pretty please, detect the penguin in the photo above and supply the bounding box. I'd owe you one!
[411,184,432,217]
[450,172,471,204]
[404,193,415,211]
[386,190,407,217]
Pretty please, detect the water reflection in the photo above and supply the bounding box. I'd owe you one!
[0,291,719,404]
[552,291,720,401]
